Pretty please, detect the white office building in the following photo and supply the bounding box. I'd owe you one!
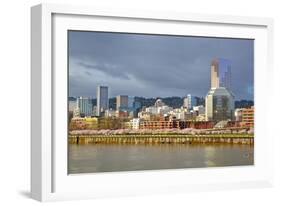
[131,118,141,130]
[193,105,205,115]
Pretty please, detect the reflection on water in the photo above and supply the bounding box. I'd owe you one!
[68,144,254,174]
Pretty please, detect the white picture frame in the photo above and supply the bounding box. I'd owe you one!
[31,3,274,202]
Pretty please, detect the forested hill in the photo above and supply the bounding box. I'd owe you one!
[69,96,253,109]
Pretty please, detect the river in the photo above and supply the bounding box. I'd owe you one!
[68,143,254,174]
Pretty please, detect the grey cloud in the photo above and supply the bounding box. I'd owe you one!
[68,31,254,100]
[78,61,130,80]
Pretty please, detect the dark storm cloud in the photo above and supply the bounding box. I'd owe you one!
[68,31,254,100]
[78,62,130,80]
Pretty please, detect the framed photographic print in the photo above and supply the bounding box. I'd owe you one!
[31,3,274,201]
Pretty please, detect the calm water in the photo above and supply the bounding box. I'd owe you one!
[68,143,254,174]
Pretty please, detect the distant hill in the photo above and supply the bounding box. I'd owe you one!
[134,96,183,108]
[235,100,254,108]
[68,97,76,101]
[134,96,206,108]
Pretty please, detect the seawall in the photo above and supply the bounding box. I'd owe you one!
[68,134,254,145]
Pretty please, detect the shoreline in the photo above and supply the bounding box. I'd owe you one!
[68,133,254,145]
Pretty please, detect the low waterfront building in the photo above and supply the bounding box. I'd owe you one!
[104,108,117,118]
[167,107,194,121]
[143,99,173,116]
[68,99,77,112]
[73,107,80,118]
[131,118,141,130]
[124,121,133,129]
[138,111,153,120]
[193,105,205,116]
[140,120,174,130]
[234,108,243,121]
[138,111,167,121]
[188,121,214,129]
[241,106,254,128]
[139,120,214,130]
[169,108,188,120]
[145,106,158,114]
[195,114,206,121]
[69,117,98,130]
[116,110,129,118]
[158,105,173,115]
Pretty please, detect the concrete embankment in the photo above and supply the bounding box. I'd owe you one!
[68,134,254,145]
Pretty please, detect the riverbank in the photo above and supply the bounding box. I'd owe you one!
[68,133,254,145]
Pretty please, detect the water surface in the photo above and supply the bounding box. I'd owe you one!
[68,143,254,174]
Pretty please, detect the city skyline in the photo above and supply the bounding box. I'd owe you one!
[69,31,254,100]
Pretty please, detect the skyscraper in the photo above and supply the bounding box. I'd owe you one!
[206,58,234,122]
[183,94,197,109]
[77,97,93,117]
[211,58,232,90]
[96,86,109,116]
[116,95,128,110]
[128,96,135,108]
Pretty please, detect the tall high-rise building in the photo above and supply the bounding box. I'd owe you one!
[96,86,109,116]
[77,97,93,117]
[128,96,135,108]
[183,94,197,109]
[116,95,129,110]
[211,58,232,90]
[206,58,234,122]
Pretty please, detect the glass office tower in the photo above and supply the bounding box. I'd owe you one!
[211,58,232,91]
[77,97,93,117]
[205,87,234,121]
[206,58,234,122]
[96,86,109,116]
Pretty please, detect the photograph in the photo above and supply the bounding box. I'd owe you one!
[67,31,254,174]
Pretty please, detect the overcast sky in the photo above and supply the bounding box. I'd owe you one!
[68,31,254,100]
